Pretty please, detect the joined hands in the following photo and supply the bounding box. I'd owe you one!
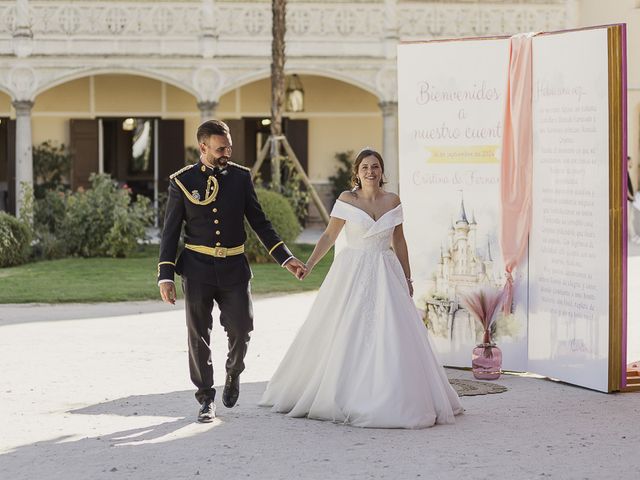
[284,257,311,281]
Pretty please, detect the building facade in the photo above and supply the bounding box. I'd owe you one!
[0,0,636,222]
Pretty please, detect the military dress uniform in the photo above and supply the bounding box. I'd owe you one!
[158,160,293,404]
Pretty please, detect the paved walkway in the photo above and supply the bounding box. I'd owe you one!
[1,290,639,480]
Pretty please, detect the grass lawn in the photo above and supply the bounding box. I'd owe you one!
[0,244,332,304]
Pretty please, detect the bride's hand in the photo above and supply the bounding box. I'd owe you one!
[285,257,306,279]
[406,278,414,297]
[298,263,313,280]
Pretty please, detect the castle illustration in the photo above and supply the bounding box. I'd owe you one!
[424,193,502,341]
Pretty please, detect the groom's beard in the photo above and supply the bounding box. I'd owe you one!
[203,153,230,169]
[215,155,230,168]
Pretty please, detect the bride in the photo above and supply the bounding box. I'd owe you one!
[259,148,463,428]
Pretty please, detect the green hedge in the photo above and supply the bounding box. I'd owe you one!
[244,188,301,263]
[0,212,31,267]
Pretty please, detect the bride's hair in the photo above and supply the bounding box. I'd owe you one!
[351,148,386,189]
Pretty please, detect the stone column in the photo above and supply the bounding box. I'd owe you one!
[197,100,218,122]
[12,100,34,217]
[379,101,399,193]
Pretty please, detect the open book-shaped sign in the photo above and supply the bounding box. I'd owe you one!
[398,24,627,393]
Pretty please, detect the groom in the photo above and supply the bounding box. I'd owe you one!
[158,119,306,422]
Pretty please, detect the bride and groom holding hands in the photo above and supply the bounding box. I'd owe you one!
[158,120,462,429]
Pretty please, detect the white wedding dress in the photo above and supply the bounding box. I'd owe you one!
[259,200,463,428]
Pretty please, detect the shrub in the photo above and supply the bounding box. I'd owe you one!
[58,174,153,258]
[32,230,68,260]
[280,157,310,225]
[33,141,71,199]
[0,212,31,267]
[185,146,200,165]
[244,188,301,263]
[32,194,67,260]
[255,157,311,226]
[328,150,353,200]
[34,189,66,233]
[32,189,68,259]
[156,147,199,230]
[103,194,152,257]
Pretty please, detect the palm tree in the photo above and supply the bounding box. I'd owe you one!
[251,0,329,224]
[270,0,286,190]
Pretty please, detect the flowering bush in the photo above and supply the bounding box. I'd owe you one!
[32,174,153,259]
[61,174,153,257]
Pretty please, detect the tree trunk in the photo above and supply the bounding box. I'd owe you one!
[270,0,286,190]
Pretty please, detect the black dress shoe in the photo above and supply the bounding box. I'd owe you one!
[222,373,240,408]
[197,399,215,423]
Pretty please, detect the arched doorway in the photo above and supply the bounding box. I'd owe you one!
[18,71,384,224]
[217,74,383,224]
[219,74,382,179]
[32,73,199,218]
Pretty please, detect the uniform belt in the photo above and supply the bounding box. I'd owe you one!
[185,243,245,258]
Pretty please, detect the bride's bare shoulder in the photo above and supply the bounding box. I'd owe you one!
[338,190,358,204]
[383,192,401,208]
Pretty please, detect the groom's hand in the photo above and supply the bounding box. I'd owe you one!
[284,257,307,280]
[298,265,313,281]
[159,282,177,305]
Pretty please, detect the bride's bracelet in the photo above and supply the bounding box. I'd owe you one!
[406,277,413,283]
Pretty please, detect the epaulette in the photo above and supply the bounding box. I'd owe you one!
[228,161,251,172]
[169,163,196,179]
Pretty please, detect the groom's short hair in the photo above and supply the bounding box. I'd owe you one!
[197,120,230,144]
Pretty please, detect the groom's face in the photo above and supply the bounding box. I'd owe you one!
[200,133,233,168]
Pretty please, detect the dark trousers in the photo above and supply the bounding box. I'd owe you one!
[182,278,253,404]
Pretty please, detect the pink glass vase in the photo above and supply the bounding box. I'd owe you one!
[471,331,502,380]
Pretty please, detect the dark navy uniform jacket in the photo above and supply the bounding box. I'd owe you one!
[157,161,293,286]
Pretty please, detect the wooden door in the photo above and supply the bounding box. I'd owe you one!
[69,119,99,190]
[0,118,16,214]
[157,119,185,194]
[283,118,308,173]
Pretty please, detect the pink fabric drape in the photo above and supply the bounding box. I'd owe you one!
[500,34,535,314]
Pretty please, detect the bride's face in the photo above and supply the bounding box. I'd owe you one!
[358,156,383,187]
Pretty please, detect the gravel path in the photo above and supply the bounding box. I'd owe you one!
[1,292,639,480]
